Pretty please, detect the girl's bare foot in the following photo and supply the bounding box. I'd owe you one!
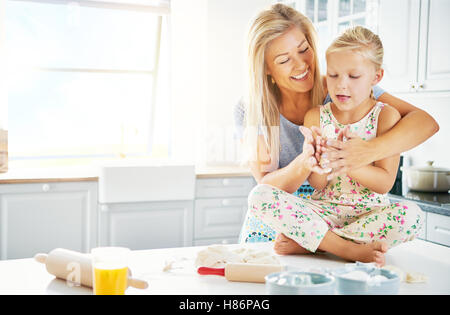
[273,233,310,255]
[318,232,389,267]
[350,241,388,267]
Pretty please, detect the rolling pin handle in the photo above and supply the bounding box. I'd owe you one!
[127,277,149,289]
[197,267,225,276]
[34,253,48,264]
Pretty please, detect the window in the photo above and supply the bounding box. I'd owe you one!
[278,0,379,74]
[5,0,171,166]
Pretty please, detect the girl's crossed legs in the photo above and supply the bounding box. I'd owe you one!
[248,184,424,266]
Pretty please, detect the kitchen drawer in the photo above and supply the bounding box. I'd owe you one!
[194,198,248,239]
[427,212,450,247]
[195,177,256,199]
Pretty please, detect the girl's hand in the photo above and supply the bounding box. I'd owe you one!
[322,126,373,179]
[299,126,327,174]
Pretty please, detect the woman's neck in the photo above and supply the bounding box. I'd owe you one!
[331,97,377,125]
[279,90,312,125]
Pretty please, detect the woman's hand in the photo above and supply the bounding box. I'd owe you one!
[299,126,327,174]
[310,126,327,163]
[322,126,375,179]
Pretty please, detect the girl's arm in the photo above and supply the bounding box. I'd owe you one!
[345,104,402,194]
[249,126,326,194]
[303,107,328,191]
[324,92,439,176]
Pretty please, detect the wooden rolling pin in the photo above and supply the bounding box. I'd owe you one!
[34,248,148,289]
[198,263,284,283]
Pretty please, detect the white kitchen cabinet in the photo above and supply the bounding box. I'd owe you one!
[193,176,256,245]
[194,198,248,240]
[379,0,450,93]
[195,177,256,199]
[98,200,194,250]
[378,0,420,93]
[417,0,450,92]
[426,212,450,247]
[0,181,98,260]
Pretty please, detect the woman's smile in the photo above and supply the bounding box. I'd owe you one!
[290,68,309,81]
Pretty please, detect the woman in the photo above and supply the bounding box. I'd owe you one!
[235,4,438,258]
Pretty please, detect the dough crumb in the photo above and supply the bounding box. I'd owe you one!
[405,271,428,283]
[383,265,427,283]
[195,245,280,268]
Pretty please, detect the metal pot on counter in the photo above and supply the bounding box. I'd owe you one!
[402,161,450,192]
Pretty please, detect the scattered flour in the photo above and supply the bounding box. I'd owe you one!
[340,270,388,286]
[340,266,428,284]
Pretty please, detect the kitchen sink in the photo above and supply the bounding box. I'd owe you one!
[98,162,196,203]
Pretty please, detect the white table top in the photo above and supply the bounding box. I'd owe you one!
[0,240,449,295]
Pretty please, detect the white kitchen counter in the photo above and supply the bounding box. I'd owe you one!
[0,164,251,184]
[0,240,449,295]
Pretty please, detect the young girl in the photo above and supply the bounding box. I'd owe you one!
[248,26,425,266]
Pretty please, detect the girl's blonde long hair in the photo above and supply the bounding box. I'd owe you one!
[326,26,384,99]
[243,3,324,170]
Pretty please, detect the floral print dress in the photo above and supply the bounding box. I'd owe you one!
[248,102,424,252]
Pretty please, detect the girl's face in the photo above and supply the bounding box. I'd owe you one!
[265,26,315,95]
[326,50,382,112]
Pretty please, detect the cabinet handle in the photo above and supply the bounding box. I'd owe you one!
[222,199,231,206]
[100,204,109,212]
[42,184,50,192]
[435,226,450,235]
[222,178,231,186]
[419,83,425,90]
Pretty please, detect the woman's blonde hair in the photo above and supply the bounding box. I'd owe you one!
[243,3,324,170]
[326,26,384,99]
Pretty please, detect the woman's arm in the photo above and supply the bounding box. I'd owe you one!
[303,107,328,190]
[324,92,439,177]
[345,104,402,194]
[249,127,325,194]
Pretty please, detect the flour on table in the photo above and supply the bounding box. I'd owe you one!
[162,257,189,272]
[340,270,389,284]
[195,245,280,268]
[383,265,405,281]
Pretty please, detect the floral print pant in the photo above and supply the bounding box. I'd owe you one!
[248,184,425,253]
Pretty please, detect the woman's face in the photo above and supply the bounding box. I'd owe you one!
[265,26,315,95]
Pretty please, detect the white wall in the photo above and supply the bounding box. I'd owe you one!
[170,0,273,165]
[397,92,450,169]
[0,0,7,130]
[170,0,208,165]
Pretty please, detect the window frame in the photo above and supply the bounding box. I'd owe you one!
[4,0,170,162]
[277,0,379,36]
[276,0,379,77]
